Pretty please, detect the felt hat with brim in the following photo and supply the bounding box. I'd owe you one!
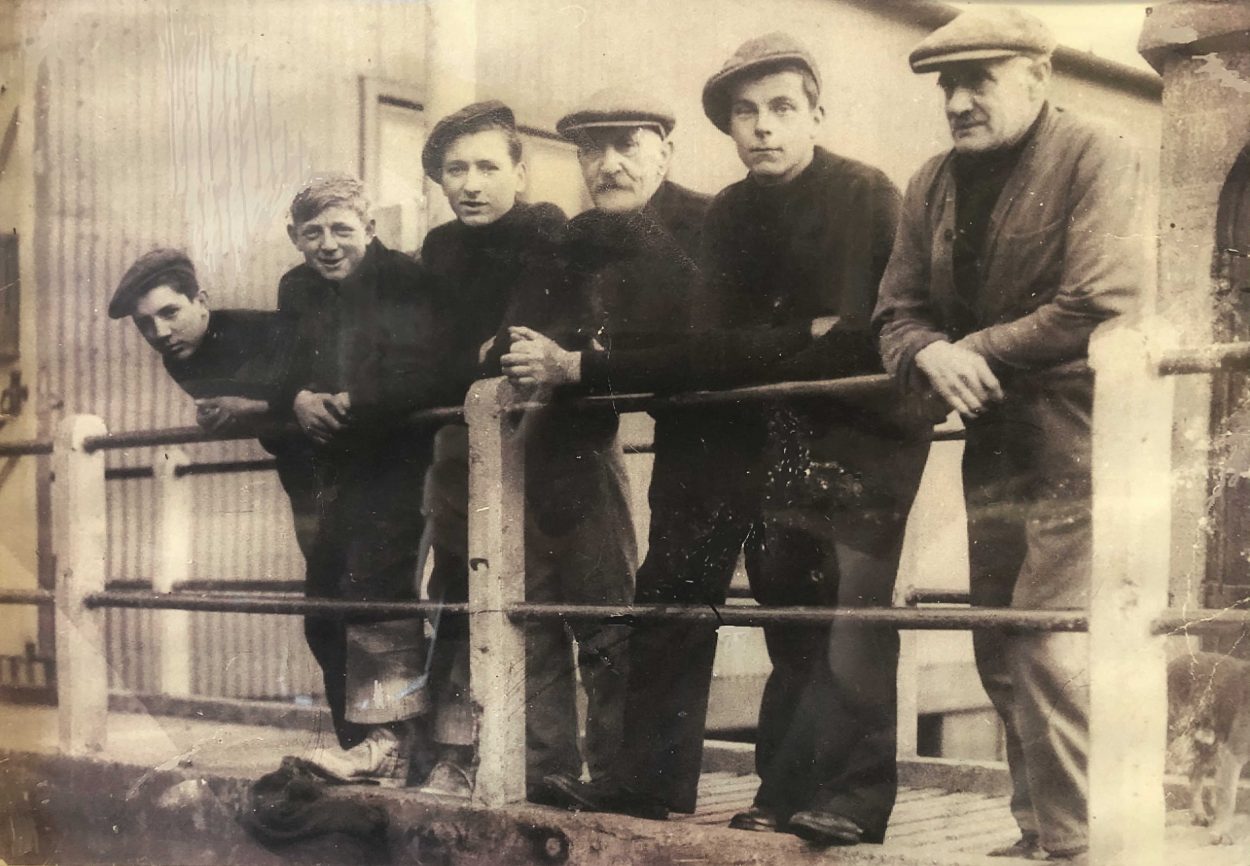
[109,248,198,319]
[702,32,820,134]
[556,87,676,141]
[909,8,1056,74]
[422,100,517,182]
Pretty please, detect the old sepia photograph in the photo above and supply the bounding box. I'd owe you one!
[0,0,1247,863]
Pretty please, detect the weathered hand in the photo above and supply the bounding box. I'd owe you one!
[501,326,581,387]
[194,396,269,434]
[293,390,345,444]
[914,340,1003,418]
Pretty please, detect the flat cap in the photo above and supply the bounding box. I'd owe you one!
[556,87,676,140]
[909,9,1057,73]
[702,32,820,134]
[422,100,517,182]
[108,248,198,319]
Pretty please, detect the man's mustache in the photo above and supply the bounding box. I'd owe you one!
[594,178,632,193]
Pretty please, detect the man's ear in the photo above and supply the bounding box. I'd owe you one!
[364,218,377,240]
[812,103,825,131]
[659,138,675,175]
[1030,57,1053,96]
[192,289,209,310]
[515,160,529,194]
[286,223,298,246]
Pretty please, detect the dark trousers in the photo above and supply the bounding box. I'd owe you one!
[963,371,1093,856]
[301,438,432,749]
[621,430,927,836]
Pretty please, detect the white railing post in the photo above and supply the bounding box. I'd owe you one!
[1087,319,1176,866]
[52,413,110,755]
[464,377,527,806]
[895,626,920,760]
[153,448,192,696]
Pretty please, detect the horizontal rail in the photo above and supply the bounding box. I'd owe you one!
[84,590,469,618]
[0,439,53,457]
[1153,608,1250,635]
[508,602,1089,632]
[1157,342,1250,375]
[0,589,55,606]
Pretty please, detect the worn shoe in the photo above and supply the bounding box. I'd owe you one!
[539,773,669,820]
[305,726,408,785]
[728,805,781,833]
[988,832,1043,858]
[787,810,864,846]
[1046,848,1088,864]
[422,760,475,798]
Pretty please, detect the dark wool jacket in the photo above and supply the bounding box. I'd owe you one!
[278,238,462,439]
[423,201,568,394]
[164,309,294,403]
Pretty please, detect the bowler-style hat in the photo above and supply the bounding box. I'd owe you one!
[108,248,198,319]
[909,9,1057,74]
[422,100,517,182]
[702,32,821,134]
[556,87,676,141]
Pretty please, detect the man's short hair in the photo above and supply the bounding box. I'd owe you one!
[422,100,521,183]
[453,118,522,166]
[108,248,199,319]
[289,173,371,226]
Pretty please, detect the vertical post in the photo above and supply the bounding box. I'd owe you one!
[52,414,109,755]
[1087,319,1176,866]
[464,377,527,806]
[153,448,192,696]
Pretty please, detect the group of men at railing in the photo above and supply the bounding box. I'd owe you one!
[103,7,1146,862]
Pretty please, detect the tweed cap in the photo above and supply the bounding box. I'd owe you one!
[556,87,676,140]
[909,9,1057,73]
[702,32,821,134]
[108,248,198,319]
[422,100,517,182]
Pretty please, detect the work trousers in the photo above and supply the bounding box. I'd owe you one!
[963,370,1093,856]
[302,436,432,750]
[621,420,928,839]
[422,423,637,787]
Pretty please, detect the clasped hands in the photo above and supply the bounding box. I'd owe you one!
[500,326,581,388]
[913,340,1003,418]
[293,390,352,444]
[194,396,271,434]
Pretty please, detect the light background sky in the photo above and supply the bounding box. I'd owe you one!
[952,2,1156,72]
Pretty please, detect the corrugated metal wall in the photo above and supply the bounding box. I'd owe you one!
[31,0,427,700]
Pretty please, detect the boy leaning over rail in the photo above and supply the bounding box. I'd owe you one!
[277,173,463,785]
[106,249,318,559]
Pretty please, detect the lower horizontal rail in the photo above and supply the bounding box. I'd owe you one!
[0,439,53,457]
[508,602,1089,631]
[84,590,469,618]
[0,589,55,606]
[1153,608,1250,635]
[905,589,971,606]
[1157,342,1250,375]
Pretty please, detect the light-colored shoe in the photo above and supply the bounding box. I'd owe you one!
[421,760,475,798]
[306,727,407,785]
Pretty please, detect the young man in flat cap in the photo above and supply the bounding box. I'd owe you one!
[417,100,634,802]
[280,173,461,785]
[683,31,931,846]
[107,249,318,556]
[873,9,1146,861]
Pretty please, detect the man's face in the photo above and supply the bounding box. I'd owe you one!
[441,129,526,227]
[728,69,822,186]
[577,126,671,213]
[938,57,1049,154]
[287,205,375,281]
[132,284,210,362]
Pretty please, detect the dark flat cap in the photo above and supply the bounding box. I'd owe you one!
[556,87,676,140]
[910,9,1057,73]
[108,248,198,319]
[422,100,517,182]
[702,32,821,134]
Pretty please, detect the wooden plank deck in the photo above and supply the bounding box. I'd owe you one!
[683,771,1250,865]
[3,704,1248,865]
